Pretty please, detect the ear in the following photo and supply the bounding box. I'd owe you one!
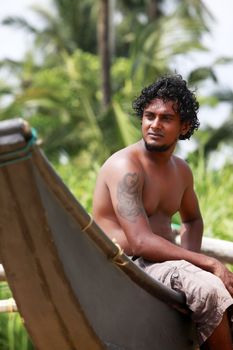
[180,122,190,136]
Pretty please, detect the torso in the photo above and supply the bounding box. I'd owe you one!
[93,141,189,255]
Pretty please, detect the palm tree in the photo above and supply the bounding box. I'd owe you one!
[2,1,97,57]
[97,0,112,109]
[1,0,229,162]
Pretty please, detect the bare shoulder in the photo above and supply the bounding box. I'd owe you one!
[99,143,142,185]
[172,155,194,184]
[93,142,143,223]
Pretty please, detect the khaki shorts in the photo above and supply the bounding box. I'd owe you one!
[134,258,233,344]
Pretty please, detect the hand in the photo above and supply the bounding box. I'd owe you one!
[212,258,233,297]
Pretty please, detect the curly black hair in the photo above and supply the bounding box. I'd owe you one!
[132,74,200,140]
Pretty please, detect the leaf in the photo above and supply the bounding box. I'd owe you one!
[113,102,139,146]
[188,67,218,84]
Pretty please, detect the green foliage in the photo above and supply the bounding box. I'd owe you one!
[189,158,233,241]
[174,156,233,241]
[1,0,227,166]
[0,284,34,350]
[54,159,100,212]
[172,152,233,242]
[0,50,143,165]
[0,50,109,163]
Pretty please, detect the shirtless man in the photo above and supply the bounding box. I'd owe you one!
[93,74,233,349]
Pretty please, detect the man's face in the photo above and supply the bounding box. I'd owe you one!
[141,98,187,152]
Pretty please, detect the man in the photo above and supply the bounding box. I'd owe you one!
[93,74,233,349]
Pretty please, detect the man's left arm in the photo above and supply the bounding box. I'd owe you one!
[178,170,233,296]
[179,172,203,253]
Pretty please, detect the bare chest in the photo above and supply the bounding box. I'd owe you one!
[142,171,185,217]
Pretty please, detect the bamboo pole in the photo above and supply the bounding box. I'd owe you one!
[0,298,17,313]
[0,265,17,313]
[201,237,233,264]
[0,264,6,281]
[175,236,233,264]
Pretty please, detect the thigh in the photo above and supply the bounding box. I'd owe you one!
[169,260,230,307]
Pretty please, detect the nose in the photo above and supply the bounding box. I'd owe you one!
[151,116,161,129]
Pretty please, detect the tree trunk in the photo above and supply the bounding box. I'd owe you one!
[98,0,112,109]
[147,0,160,21]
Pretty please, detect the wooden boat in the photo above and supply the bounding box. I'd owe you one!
[0,118,198,350]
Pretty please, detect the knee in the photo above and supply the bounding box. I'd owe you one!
[193,283,221,316]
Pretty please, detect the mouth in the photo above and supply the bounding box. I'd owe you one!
[148,132,164,139]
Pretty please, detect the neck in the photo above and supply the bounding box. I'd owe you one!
[139,139,176,164]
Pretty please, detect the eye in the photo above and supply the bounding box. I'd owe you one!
[162,115,172,122]
[144,113,154,121]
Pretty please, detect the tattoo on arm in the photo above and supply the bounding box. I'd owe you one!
[116,172,143,222]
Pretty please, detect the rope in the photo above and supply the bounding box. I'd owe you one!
[0,154,32,168]
[81,216,128,266]
[82,214,94,231]
[112,238,128,266]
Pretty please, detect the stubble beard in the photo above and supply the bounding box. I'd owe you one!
[143,139,176,153]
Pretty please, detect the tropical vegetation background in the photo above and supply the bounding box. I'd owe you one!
[0,0,233,348]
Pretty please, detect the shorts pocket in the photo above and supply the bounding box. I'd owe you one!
[170,268,182,292]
